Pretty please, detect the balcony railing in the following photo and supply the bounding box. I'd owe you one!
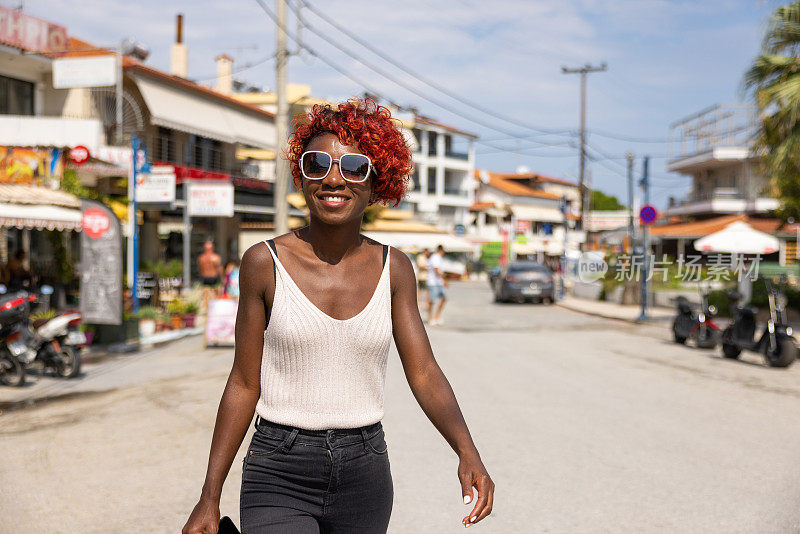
[443,187,469,197]
[668,103,757,162]
[444,150,469,160]
[691,187,744,202]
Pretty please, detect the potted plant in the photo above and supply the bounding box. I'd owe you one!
[167,299,185,330]
[182,299,199,328]
[156,311,170,332]
[135,306,159,337]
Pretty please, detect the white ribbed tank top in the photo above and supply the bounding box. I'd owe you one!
[255,240,393,430]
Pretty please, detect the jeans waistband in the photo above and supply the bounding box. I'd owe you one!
[255,415,382,448]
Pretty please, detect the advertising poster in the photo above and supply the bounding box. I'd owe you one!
[79,199,123,325]
[0,147,60,185]
[204,298,237,347]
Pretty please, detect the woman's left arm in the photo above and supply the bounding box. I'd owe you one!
[389,249,494,527]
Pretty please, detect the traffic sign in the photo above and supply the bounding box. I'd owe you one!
[639,204,658,226]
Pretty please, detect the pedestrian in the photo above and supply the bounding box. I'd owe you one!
[415,247,430,306]
[198,240,223,310]
[222,259,240,298]
[182,99,493,534]
[427,245,448,326]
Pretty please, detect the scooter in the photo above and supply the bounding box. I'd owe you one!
[672,291,720,349]
[20,286,83,379]
[0,289,35,386]
[721,280,798,367]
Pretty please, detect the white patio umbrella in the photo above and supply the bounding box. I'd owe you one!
[693,221,779,255]
[693,220,779,303]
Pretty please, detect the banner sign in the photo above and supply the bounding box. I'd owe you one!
[0,6,67,53]
[53,56,117,88]
[205,298,237,347]
[187,182,234,217]
[80,200,123,325]
[0,147,61,185]
[136,165,176,203]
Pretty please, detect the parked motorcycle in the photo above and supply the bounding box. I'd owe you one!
[721,280,798,367]
[0,289,35,386]
[21,286,83,379]
[672,291,720,349]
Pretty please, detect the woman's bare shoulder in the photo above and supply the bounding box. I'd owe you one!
[240,241,274,291]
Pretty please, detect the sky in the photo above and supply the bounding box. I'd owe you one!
[14,0,778,208]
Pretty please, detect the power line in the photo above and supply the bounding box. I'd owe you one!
[300,1,574,137]
[192,51,277,82]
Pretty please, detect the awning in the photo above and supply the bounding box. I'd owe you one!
[134,75,275,148]
[0,202,82,230]
[510,204,563,223]
[362,231,476,253]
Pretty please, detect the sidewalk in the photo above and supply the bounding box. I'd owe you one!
[558,295,673,325]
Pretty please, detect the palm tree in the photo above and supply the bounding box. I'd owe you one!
[744,2,800,222]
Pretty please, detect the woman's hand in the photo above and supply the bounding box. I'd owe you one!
[181,496,220,534]
[458,451,494,527]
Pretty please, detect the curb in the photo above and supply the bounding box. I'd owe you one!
[556,299,673,327]
[82,327,205,365]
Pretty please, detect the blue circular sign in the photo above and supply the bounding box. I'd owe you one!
[639,204,658,226]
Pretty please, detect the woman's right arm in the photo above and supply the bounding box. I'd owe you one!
[182,244,273,534]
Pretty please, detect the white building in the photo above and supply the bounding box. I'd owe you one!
[666,103,777,218]
[405,116,476,231]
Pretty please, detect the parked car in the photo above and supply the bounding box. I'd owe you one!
[492,262,555,304]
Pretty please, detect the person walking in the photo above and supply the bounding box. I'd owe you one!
[415,248,430,307]
[182,99,493,534]
[426,245,448,326]
[198,240,224,310]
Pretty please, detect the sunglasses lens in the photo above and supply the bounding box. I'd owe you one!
[302,151,331,179]
[340,154,371,182]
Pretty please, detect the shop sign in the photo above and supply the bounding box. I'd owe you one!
[515,219,531,235]
[69,145,90,165]
[0,147,59,185]
[0,6,67,53]
[136,165,176,203]
[205,298,237,347]
[187,182,234,217]
[80,200,123,325]
[53,56,116,89]
[81,208,110,239]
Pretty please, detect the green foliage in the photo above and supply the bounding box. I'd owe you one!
[134,306,159,320]
[166,299,185,315]
[142,259,184,279]
[744,1,800,222]
[30,309,57,322]
[45,230,73,285]
[591,190,626,211]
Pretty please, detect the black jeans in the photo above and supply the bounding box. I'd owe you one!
[240,416,393,533]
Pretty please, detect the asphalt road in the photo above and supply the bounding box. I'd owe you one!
[2,281,800,533]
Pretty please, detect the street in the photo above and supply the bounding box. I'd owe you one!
[2,281,800,533]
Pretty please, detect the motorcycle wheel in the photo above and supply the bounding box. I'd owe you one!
[0,355,25,387]
[55,346,81,378]
[672,322,687,344]
[763,337,797,368]
[694,326,718,349]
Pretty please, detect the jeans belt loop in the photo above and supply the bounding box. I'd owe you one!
[281,428,299,452]
[360,428,370,451]
[254,414,262,428]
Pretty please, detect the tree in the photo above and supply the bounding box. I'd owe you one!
[744,2,800,222]
[590,189,625,211]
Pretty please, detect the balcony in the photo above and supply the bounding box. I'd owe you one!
[665,187,778,216]
[668,104,757,173]
[444,150,469,161]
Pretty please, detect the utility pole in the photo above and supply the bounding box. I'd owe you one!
[638,156,650,322]
[561,62,607,232]
[274,0,290,235]
[626,152,634,253]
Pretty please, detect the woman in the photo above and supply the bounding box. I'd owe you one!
[182,99,493,533]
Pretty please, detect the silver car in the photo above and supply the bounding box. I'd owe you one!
[493,262,555,304]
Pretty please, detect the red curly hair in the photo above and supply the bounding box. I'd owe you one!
[287,98,412,206]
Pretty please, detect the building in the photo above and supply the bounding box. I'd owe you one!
[468,170,583,265]
[406,116,476,231]
[666,103,777,218]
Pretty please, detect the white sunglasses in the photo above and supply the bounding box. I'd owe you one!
[299,150,373,183]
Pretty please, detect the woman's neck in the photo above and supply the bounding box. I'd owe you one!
[300,218,363,265]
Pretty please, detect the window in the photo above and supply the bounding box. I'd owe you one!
[411,168,420,191]
[155,127,176,162]
[0,75,34,115]
[188,135,225,171]
[428,131,438,156]
[427,168,437,194]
